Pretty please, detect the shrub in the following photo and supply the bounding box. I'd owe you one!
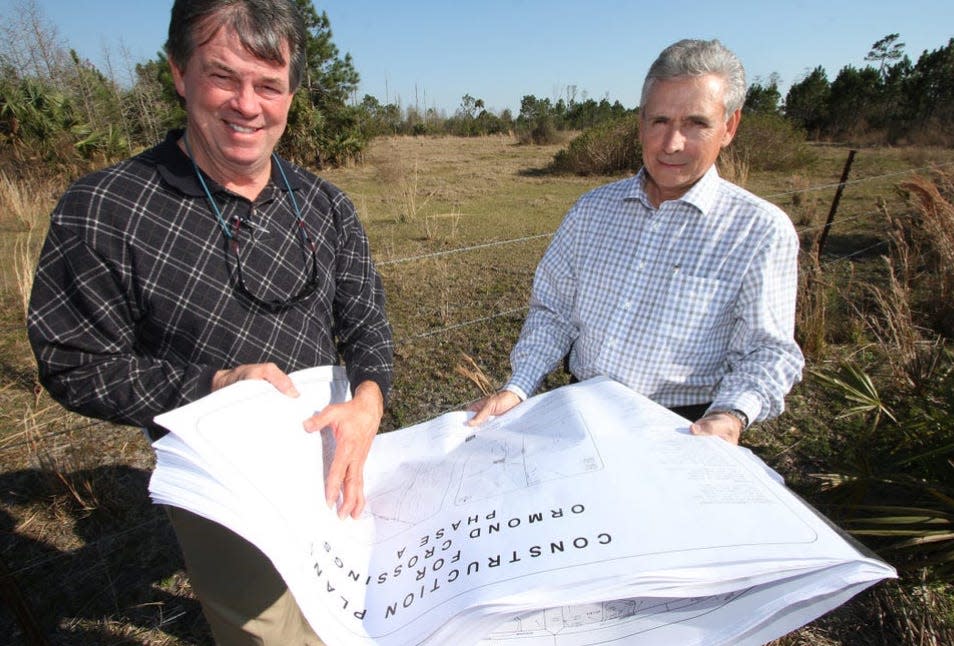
[515,115,559,146]
[551,113,641,175]
[811,357,954,581]
[729,111,814,172]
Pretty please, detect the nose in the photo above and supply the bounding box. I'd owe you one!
[662,125,685,154]
[230,82,259,116]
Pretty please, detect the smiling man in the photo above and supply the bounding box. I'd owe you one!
[27,1,392,643]
[470,39,803,445]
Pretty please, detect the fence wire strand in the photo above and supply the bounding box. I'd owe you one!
[2,158,951,574]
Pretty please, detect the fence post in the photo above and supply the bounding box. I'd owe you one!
[815,149,857,262]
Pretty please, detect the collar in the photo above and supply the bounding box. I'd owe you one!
[154,129,305,201]
[626,165,722,216]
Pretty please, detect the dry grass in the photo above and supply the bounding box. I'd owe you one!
[454,353,495,398]
[717,146,750,187]
[0,171,57,322]
[3,135,954,644]
[897,171,954,333]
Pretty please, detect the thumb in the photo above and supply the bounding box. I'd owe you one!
[304,405,335,433]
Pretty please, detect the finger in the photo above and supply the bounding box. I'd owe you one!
[324,456,346,510]
[466,396,488,413]
[303,404,338,433]
[338,470,366,519]
[690,420,738,445]
[261,364,299,397]
[467,401,495,426]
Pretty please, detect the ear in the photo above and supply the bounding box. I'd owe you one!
[721,108,742,147]
[169,57,187,100]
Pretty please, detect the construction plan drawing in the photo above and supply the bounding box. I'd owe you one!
[150,367,896,646]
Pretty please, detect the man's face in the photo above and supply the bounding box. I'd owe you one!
[639,74,741,206]
[170,25,293,188]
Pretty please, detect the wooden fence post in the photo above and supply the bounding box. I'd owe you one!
[815,149,857,262]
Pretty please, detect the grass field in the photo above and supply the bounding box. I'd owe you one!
[2,134,954,644]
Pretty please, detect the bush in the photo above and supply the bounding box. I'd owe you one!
[550,113,641,175]
[730,111,814,172]
[515,115,559,146]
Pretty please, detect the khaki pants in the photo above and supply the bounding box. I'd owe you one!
[166,506,324,645]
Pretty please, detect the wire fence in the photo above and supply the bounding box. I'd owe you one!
[0,160,944,455]
[1,157,950,580]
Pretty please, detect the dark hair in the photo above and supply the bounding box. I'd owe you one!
[641,39,746,119]
[165,0,308,91]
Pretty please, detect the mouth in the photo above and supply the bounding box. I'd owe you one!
[226,122,260,135]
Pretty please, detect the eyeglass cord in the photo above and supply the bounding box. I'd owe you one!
[182,132,315,252]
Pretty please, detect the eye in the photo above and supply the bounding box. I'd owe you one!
[257,82,287,98]
[209,72,234,87]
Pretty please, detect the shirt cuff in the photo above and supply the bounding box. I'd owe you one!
[196,365,218,399]
[708,392,762,427]
[502,383,529,402]
[350,370,393,404]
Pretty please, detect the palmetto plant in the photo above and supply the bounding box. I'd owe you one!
[811,360,954,578]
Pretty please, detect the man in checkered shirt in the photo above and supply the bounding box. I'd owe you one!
[470,39,804,445]
[27,1,391,643]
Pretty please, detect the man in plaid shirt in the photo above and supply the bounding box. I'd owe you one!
[27,0,391,643]
[470,39,804,444]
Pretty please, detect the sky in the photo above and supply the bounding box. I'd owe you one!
[2,0,952,115]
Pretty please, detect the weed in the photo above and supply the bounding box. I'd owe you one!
[897,170,954,335]
[378,156,435,224]
[718,146,750,187]
[796,247,829,359]
[454,353,495,397]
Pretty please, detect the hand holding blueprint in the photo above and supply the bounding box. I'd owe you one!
[149,366,895,645]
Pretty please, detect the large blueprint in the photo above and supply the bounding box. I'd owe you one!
[149,366,895,645]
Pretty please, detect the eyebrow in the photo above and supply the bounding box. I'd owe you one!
[204,59,288,88]
[645,112,713,125]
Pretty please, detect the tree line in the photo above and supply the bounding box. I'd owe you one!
[751,34,954,145]
[1,0,952,178]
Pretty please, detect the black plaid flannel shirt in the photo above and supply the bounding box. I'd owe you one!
[28,130,393,436]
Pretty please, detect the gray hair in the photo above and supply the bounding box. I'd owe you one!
[166,0,308,91]
[640,39,746,119]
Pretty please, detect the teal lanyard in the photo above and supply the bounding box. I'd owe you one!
[182,133,313,252]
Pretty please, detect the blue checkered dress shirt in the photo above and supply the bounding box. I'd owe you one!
[506,166,803,423]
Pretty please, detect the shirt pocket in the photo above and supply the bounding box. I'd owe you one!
[658,273,735,344]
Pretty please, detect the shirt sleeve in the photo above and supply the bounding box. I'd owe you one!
[506,209,581,397]
[709,217,804,422]
[27,220,216,431]
[329,192,394,400]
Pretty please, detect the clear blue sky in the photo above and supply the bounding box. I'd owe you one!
[3,0,952,115]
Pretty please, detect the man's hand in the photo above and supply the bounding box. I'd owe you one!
[212,362,299,397]
[689,412,743,445]
[466,390,522,426]
[303,381,384,519]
